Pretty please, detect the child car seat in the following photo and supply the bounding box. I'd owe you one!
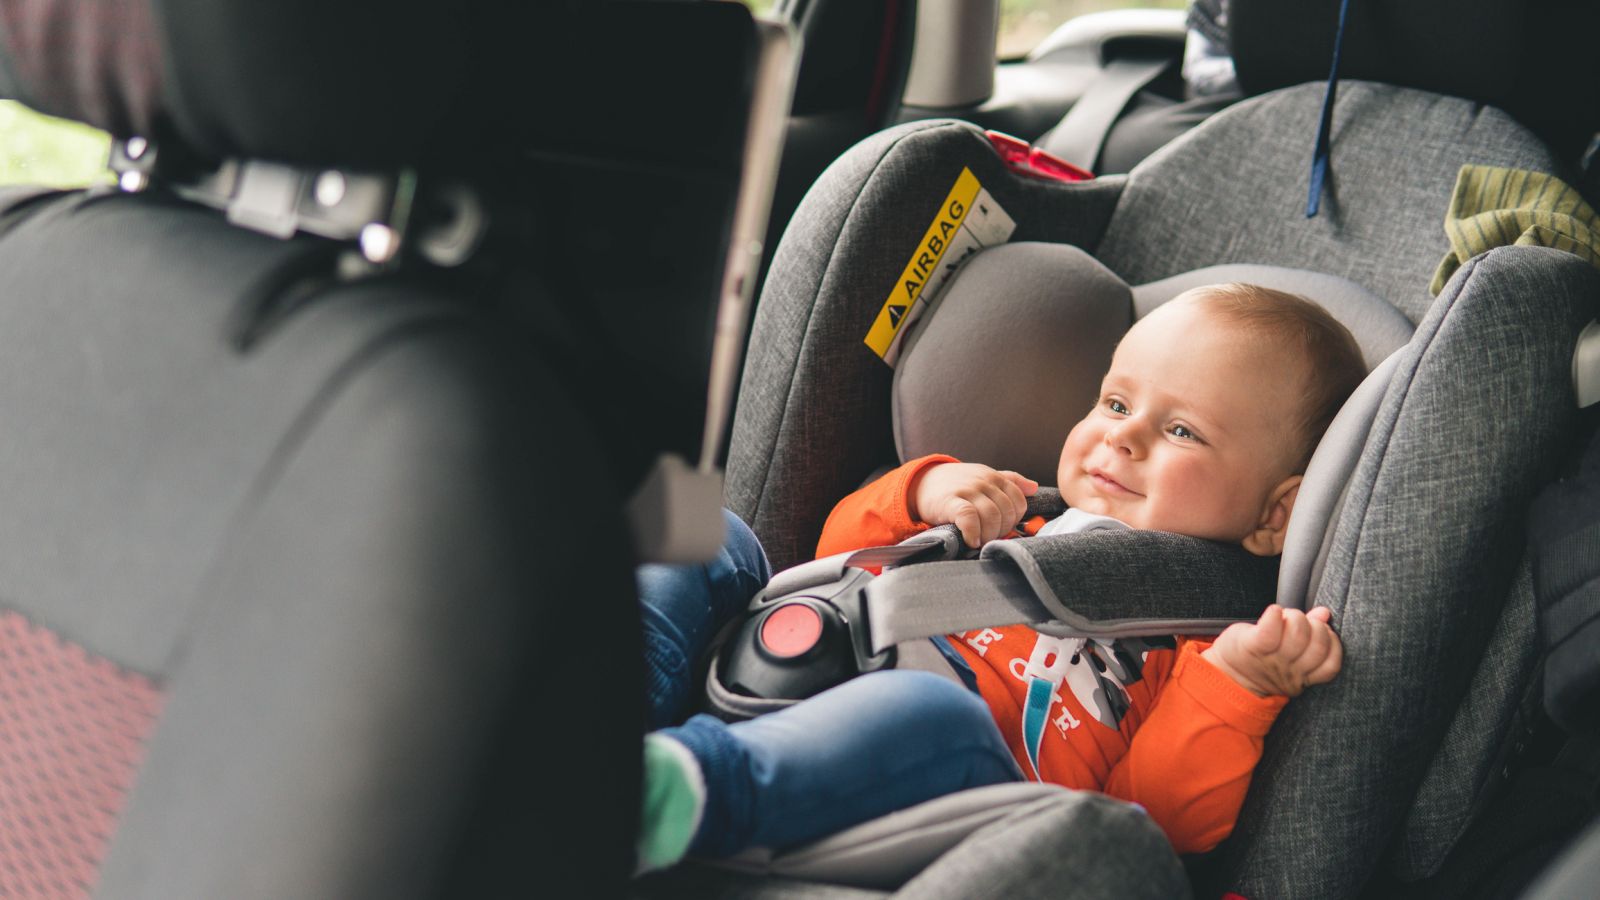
[701,12,1600,900]
[705,244,1407,725]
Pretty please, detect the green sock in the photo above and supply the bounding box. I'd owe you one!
[636,734,706,874]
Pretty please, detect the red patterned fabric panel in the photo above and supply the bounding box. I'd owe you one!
[0,611,163,899]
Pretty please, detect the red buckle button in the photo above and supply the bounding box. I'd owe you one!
[984,130,1095,182]
[760,603,824,658]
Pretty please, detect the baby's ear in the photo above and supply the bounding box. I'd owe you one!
[1242,475,1303,557]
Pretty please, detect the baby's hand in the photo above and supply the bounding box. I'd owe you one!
[909,463,1038,548]
[1201,605,1343,698]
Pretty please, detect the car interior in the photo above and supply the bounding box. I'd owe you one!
[1,0,1600,898]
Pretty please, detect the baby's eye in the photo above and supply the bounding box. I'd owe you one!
[1169,424,1198,441]
[1106,399,1129,415]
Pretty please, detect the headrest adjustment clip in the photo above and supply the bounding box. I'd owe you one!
[139,154,488,272]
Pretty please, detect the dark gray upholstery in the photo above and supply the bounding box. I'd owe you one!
[1388,559,1540,879]
[0,192,641,897]
[639,786,1186,900]
[892,788,1188,900]
[636,870,887,900]
[717,784,1084,890]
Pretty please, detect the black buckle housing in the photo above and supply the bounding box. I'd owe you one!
[716,567,898,702]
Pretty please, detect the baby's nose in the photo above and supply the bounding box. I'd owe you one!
[1104,420,1145,457]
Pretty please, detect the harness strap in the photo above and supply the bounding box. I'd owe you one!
[760,525,967,600]
[751,517,1275,670]
[858,537,1276,656]
[862,560,1045,654]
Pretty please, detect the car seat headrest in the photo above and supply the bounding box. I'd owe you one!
[893,242,1411,606]
[0,0,469,166]
[1228,0,1600,159]
[893,242,1410,483]
[1276,351,1401,607]
[893,243,1133,484]
[1131,264,1412,371]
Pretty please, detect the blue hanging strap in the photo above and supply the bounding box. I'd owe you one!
[1021,676,1054,779]
[1306,0,1353,218]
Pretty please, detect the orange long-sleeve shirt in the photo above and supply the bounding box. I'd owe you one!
[818,455,1286,854]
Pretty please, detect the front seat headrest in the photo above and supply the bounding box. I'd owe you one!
[0,0,470,166]
[1228,0,1600,158]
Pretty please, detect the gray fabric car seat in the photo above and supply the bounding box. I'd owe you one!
[722,78,1598,897]
[0,0,677,896]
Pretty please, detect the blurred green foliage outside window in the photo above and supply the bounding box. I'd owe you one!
[0,100,112,188]
[1001,0,1186,58]
[738,0,779,17]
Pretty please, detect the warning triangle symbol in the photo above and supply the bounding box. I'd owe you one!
[888,304,907,327]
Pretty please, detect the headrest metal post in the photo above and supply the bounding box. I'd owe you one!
[110,137,158,193]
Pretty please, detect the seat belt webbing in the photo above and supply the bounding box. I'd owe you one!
[769,521,1270,657]
[1039,55,1174,172]
[761,527,962,602]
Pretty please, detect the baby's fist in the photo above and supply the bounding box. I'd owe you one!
[909,462,1038,548]
[1202,605,1343,698]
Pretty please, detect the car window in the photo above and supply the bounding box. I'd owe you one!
[0,100,112,188]
[1000,0,1186,59]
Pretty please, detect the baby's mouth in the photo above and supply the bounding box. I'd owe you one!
[1089,469,1142,497]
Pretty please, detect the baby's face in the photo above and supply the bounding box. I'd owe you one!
[1057,296,1306,543]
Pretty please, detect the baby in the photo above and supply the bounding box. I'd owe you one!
[898,281,1358,696]
[637,283,1366,871]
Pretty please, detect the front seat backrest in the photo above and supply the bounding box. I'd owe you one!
[0,1,643,896]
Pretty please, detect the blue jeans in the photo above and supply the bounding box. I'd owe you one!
[639,510,1023,857]
[638,508,774,729]
[667,670,1024,856]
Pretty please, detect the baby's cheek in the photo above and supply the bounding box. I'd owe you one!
[1056,434,1084,487]
[1161,466,1248,537]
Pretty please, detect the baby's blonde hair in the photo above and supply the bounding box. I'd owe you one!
[1186,283,1366,472]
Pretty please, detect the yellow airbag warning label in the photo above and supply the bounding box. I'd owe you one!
[864,167,1016,364]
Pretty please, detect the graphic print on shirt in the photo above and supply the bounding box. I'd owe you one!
[1009,633,1176,731]
[965,628,1004,656]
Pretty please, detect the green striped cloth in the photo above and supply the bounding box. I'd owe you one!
[1430,164,1600,295]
